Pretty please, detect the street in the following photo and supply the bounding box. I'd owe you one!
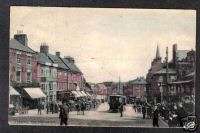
[9,102,168,127]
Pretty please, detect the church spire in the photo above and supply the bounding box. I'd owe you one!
[156,45,161,59]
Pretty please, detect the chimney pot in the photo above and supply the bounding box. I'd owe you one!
[14,33,28,46]
[56,52,60,57]
[40,44,49,54]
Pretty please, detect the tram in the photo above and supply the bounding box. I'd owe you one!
[108,95,126,112]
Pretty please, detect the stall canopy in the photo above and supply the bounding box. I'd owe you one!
[72,91,81,97]
[85,92,92,97]
[24,87,46,99]
[9,86,20,96]
[80,91,88,97]
[76,91,84,97]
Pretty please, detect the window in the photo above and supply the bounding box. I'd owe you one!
[49,95,53,102]
[17,54,21,64]
[27,57,31,65]
[41,69,44,76]
[49,83,52,90]
[41,84,45,92]
[16,71,21,82]
[27,72,32,82]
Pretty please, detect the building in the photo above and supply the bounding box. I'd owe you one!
[37,46,85,102]
[9,33,45,109]
[95,83,108,101]
[146,44,195,109]
[146,46,163,103]
[37,45,59,104]
[61,56,84,91]
[9,33,38,85]
[168,44,195,108]
[124,77,146,101]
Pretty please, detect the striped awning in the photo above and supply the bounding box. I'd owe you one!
[9,86,20,96]
[80,91,88,97]
[71,91,81,97]
[24,87,46,99]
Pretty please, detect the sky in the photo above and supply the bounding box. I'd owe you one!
[10,7,196,83]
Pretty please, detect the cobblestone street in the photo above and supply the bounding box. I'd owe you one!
[9,103,168,127]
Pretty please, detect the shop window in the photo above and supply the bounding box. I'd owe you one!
[16,71,21,82]
[27,72,32,82]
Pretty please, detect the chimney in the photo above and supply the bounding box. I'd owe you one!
[173,44,177,66]
[56,52,60,57]
[40,43,49,54]
[64,56,75,63]
[14,31,28,46]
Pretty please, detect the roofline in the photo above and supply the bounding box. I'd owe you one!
[10,39,37,54]
[61,58,83,74]
[9,47,36,54]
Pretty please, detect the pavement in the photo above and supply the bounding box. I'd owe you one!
[9,103,169,127]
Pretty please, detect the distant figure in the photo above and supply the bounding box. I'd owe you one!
[119,102,124,117]
[153,105,159,127]
[76,101,81,115]
[142,105,146,119]
[147,106,152,119]
[37,102,42,115]
[133,103,137,113]
[50,102,54,114]
[81,100,86,115]
[59,103,69,126]
[176,103,187,127]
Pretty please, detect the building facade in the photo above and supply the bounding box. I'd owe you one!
[9,34,38,85]
[124,77,146,101]
[146,46,162,103]
[37,45,58,103]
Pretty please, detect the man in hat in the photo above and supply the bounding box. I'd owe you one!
[59,102,70,126]
[152,105,159,127]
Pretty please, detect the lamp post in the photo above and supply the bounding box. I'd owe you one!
[158,81,163,104]
[160,82,163,104]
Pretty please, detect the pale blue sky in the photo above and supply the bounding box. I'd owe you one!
[10,7,196,83]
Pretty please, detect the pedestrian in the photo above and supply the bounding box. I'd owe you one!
[50,102,54,114]
[81,100,86,115]
[133,103,137,113]
[176,103,187,127]
[37,101,42,115]
[119,101,124,117]
[59,103,69,126]
[76,101,80,115]
[152,105,159,127]
[142,105,146,119]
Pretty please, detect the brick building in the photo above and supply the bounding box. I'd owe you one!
[124,77,146,101]
[168,44,195,107]
[146,44,195,107]
[37,45,59,103]
[9,34,38,84]
[146,46,163,103]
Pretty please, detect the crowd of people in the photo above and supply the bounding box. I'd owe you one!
[131,102,190,127]
[35,98,100,126]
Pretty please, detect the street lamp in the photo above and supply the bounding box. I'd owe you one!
[158,76,163,104]
[159,82,163,104]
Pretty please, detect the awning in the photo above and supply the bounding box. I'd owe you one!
[171,80,193,84]
[71,91,81,97]
[80,91,88,97]
[24,87,46,99]
[85,92,92,97]
[9,86,20,96]
[76,91,84,97]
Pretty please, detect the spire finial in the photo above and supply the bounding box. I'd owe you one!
[156,45,161,59]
